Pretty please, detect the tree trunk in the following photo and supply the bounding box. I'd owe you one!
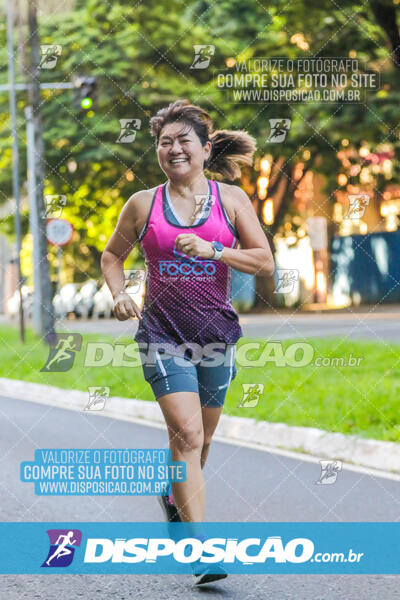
[27,0,55,340]
[253,159,313,310]
[370,0,400,68]
[16,0,26,78]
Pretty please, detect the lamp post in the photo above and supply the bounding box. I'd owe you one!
[7,0,25,342]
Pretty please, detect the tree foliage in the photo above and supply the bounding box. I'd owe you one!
[0,0,399,281]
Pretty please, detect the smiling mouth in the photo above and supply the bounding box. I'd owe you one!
[169,158,189,164]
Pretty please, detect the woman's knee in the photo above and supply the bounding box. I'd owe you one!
[170,423,204,453]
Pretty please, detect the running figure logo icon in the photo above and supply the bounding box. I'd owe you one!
[124,269,147,294]
[190,45,215,69]
[41,334,82,372]
[85,386,110,411]
[274,269,299,294]
[44,194,67,218]
[193,194,216,222]
[116,119,141,143]
[266,119,291,143]
[41,529,82,567]
[238,383,264,408]
[316,460,343,485]
[39,45,62,69]
[345,194,370,220]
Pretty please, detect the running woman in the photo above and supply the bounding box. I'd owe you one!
[101,99,274,584]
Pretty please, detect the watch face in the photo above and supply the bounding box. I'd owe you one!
[214,241,224,251]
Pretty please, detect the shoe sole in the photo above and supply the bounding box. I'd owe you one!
[194,572,228,585]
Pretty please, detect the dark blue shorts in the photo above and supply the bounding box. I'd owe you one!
[139,343,237,407]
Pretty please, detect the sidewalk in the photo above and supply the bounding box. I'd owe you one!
[251,302,400,315]
[1,377,399,477]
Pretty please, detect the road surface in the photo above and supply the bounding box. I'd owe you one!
[1,394,399,599]
[53,307,400,342]
[3,307,400,342]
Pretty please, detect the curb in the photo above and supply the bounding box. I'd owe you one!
[0,378,399,474]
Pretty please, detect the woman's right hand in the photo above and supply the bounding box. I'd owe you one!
[113,291,142,321]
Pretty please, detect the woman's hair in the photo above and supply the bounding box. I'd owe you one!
[149,99,257,181]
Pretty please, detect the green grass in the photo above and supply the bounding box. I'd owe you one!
[1,325,400,443]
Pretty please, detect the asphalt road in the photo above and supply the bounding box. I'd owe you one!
[1,395,400,599]
[49,306,400,343]
[3,306,400,343]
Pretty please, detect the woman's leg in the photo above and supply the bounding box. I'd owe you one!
[157,391,205,522]
[200,406,224,469]
[197,344,237,469]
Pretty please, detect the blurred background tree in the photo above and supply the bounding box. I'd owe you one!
[0,0,399,289]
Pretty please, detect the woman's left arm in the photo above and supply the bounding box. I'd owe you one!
[219,186,275,277]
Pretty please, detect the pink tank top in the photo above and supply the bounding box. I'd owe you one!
[134,179,243,356]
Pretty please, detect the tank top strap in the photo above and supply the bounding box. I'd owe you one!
[211,179,239,239]
[137,183,164,242]
[209,179,218,204]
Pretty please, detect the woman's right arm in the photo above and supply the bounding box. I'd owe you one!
[101,193,143,321]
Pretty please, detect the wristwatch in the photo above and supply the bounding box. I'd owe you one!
[212,241,224,260]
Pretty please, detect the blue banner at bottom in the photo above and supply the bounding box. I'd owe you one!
[0,522,398,574]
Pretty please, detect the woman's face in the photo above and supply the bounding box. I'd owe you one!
[157,121,211,179]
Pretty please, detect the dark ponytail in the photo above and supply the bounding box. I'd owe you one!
[150,99,257,181]
[206,129,257,181]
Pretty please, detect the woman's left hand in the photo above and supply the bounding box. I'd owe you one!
[175,233,215,259]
